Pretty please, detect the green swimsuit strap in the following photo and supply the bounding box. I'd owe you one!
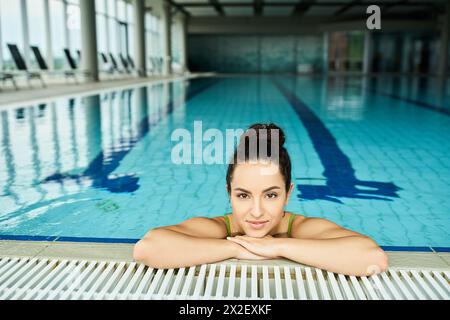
[287,213,298,238]
[223,215,232,237]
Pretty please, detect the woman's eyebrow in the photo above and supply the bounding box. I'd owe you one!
[263,186,281,192]
[234,186,281,193]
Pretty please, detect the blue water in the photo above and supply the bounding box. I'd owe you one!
[0,75,449,247]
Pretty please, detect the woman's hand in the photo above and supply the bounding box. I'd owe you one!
[228,240,270,260]
[227,235,282,259]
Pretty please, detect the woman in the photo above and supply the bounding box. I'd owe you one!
[133,123,388,276]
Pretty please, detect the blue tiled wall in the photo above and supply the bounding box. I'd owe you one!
[188,34,324,73]
[295,35,325,72]
[260,36,296,72]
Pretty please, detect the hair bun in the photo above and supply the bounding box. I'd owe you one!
[247,123,286,147]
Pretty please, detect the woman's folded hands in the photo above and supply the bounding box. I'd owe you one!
[227,235,282,260]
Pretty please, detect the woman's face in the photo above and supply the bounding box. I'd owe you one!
[228,161,293,238]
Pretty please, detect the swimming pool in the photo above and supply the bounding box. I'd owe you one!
[0,75,449,250]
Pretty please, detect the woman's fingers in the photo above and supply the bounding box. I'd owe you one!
[228,237,266,257]
[227,237,248,247]
[227,237,256,251]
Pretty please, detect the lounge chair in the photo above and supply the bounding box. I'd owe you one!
[108,53,124,74]
[151,57,163,74]
[100,52,108,66]
[30,46,50,71]
[63,49,78,70]
[127,55,135,70]
[99,52,116,77]
[149,57,158,74]
[127,55,146,76]
[31,46,84,83]
[63,48,78,80]
[119,54,132,73]
[63,48,87,83]
[0,72,18,91]
[7,44,45,88]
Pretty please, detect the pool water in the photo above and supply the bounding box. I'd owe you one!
[0,75,449,248]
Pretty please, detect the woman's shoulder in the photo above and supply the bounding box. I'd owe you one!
[212,213,243,237]
[163,215,229,239]
[212,213,232,232]
[286,214,351,239]
[211,213,231,224]
[286,212,306,223]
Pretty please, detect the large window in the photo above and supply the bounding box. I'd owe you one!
[50,0,65,69]
[67,0,81,54]
[0,0,24,70]
[0,0,168,75]
[96,0,108,54]
[107,1,118,55]
[146,13,161,60]
[171,20,181,65]
[96,0,134,62]
[116,0,133,59]
[27,0,46,69]
[127,3,134,58]
[47,0,81,69]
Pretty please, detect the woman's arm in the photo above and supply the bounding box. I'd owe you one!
[133,217,269,269]
[275,236,388,276]
[228,218,388,277]
[281,217,388,276]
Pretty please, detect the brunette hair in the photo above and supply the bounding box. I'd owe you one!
[226,123,292,193]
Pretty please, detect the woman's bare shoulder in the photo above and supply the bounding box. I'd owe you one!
[154,215,229,239]
[290,215,362,239]
[286,212,307,225]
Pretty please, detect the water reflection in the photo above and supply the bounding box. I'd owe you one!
[365,76,450,115]
[0,81,195,218]
[28,106,47,202]
[275,78,402,203]
[27,79,215,197]
[1,111,20,207]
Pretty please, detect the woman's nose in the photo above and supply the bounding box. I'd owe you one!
[250,199,264,218]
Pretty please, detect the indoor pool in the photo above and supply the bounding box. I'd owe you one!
[0,75,449,249]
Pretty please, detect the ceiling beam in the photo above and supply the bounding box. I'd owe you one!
[166,0,190,16]
[254,0,264,16]
[210,0,225,16]
[178,2,443,8]
[383,0,409,13]
[293,0,316,16]
[381,0,440,14]
[334,0,362,16]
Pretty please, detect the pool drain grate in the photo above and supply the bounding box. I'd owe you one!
[0,256,448,300]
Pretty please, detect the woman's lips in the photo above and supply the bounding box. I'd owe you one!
[246,221,269,230]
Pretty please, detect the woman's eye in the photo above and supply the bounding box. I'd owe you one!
[266,193,278,199]
[237,193,249,199]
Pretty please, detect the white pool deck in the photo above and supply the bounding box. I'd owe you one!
[0,240,449,300]
[0,72,216,109]
[1,240,449,270]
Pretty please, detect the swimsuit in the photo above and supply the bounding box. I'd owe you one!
[223,213,299,238]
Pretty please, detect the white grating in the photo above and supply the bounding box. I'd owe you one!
[0,257,448,300]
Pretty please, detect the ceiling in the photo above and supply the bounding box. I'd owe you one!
[167,0,447,19]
